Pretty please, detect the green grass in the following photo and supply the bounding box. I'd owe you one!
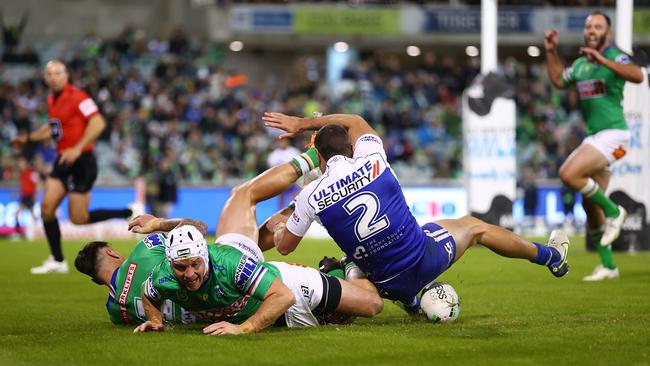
[1,236,649,366]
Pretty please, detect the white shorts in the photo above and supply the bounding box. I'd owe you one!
[582,129,631,164]
[270,262,324,328]
[215,233,265,262]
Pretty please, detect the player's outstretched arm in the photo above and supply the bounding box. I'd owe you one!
[202,278,295,335]
[545,29,565,89]
[134,293,164,333]
[129,214,208,236]
[263,112,378,144]
[579,47,644,83]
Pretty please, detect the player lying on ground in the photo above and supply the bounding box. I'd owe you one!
[133,160,382,335]
[74,217,208,325]
[263,112,571,313]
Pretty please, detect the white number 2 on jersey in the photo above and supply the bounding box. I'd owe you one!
[343,192,390,241]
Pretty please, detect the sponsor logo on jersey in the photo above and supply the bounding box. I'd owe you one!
[214,285,225,298]
[79,98,99,117]
[193,295,251,321]
[615,53,631,64]
[144,234,163,249]
[212,264,225,273]
[157,276,175,285]
[145,275,160,300]
[577,79,606,99]
[118,263,138,323]
[175,290,189,301]
[234,256,259,291]
[312,160,382,210]
[359,135,381,144]
[300,285,313,302]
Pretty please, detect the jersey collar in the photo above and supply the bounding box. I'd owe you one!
[106,268,119,313]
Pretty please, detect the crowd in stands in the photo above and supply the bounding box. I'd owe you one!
[1,27,586,187]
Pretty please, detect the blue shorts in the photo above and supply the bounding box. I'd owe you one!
[376,222,456,303]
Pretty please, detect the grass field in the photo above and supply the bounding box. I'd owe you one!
[1,236,649,366]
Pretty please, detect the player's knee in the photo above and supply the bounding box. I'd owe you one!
[40,202,57,220]
[69,212,88,225]
[230,183,253,201]
[558,166,573,185]
[368,296,384,316]
[459,215,487,240]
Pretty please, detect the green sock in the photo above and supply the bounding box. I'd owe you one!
[290,147,319,176]
[586,187,620,218]
[326,268,345,280]
[592,230,617,269]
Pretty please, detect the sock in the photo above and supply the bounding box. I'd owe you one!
[344,261,367,279]
[290,147,319,177]
[43,219,64,262]
[591,227,617,269]
[88,209,132,223]
[531,242,560,266]
[580,178,620,218]
[326,268,345,280]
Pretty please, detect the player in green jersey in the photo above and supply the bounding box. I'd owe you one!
[545,11,644,281]
[74,217,206,325]
[133,161,383,335]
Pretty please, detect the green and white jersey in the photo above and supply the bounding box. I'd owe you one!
[561,47,634,135]
[107,233,191,325]
[145,245,281,324]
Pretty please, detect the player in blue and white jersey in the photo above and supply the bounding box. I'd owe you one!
[263,112,570,312]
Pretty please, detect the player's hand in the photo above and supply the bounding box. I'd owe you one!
[133,321,164,333]
[266,212,289,232]
[129,214,161,234]
[262,112,302,139]
[59,146,82,165]
[203,321,243,336]
[544,29,559,51]
[579,47,606,65]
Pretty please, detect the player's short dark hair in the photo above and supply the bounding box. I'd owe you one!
[590,11,611,27]
[75,241,109,285]
[314,124,352,162]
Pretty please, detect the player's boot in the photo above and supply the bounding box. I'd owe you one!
[601,205,627,246]
[30,255,69,274]
[318,256,344,273]
[583,265,620,281]
[546,230,570,277]
[394,296,422,317]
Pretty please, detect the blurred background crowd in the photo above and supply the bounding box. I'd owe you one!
[0,25,587,190]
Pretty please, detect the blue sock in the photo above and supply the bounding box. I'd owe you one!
[531,242,560,266]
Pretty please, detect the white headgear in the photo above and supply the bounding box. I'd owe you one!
[166,225,209,276]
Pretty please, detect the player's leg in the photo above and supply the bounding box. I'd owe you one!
[14,202,25,235]
[68,153,132,225]
[559,142,625,244]
[333,277,383,317]
[436,216,569,277]
[583,168,619,281]
[31,177,68,273]
[216,163,301,241]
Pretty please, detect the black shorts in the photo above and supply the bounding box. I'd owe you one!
[49,152,98,193]
[20,195,35,208]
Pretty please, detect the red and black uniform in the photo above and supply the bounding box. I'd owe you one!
[47,83,100,193]
[19,165,38,207]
